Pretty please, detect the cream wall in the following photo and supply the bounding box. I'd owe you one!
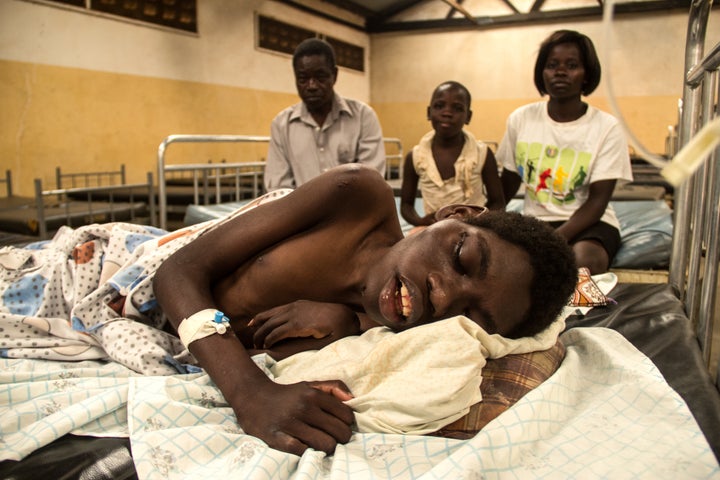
[371,11,720,158]
[0,0,371,194]
[1,0,718,196]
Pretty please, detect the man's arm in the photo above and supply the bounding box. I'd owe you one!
[264,115,296,191]
[355,105,386,178]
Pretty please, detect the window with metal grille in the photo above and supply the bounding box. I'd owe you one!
[37,0,197,33]
[257,15,365,72]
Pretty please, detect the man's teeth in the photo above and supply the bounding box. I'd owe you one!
[399,281,411,318]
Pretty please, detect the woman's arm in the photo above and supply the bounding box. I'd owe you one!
[554,179,616,242]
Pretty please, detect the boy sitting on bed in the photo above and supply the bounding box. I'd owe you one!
[153,164,577,457]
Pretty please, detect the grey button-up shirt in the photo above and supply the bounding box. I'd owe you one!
[264,94,386,190]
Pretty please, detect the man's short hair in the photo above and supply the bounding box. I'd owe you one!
[293,38,336,70]
[464,211,578,338]
[533,29,602,97]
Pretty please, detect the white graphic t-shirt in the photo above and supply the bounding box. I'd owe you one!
[497,102,633,229]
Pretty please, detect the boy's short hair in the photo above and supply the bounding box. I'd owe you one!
[464,210,578,338]
[432,81,472,107]
[533,29,602,97]
[293,38,336,70]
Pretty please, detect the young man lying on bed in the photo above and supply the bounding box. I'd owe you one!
[153,163,577,457]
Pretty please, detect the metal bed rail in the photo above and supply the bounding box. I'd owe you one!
[157,134,271,230]
[669,0,719,367]
[34,172,156,239]
[383,137,404,180]
[162,161,264,204]
[56,165,127,189]
[1,170,13,196]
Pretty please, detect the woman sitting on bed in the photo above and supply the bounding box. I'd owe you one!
[153,164,577,457]
[496,30,632,274]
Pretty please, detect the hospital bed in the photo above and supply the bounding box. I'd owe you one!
[156,135,409,230]
[2,4,720,477]
[0,166,156,240]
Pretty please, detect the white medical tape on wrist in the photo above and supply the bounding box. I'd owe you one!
[177,309,231,348]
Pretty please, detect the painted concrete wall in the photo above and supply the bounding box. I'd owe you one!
[0,0,371,193]
[1,0,718,196]
[371,11,720,160]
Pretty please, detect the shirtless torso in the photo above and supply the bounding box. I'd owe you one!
[153,164,535,457]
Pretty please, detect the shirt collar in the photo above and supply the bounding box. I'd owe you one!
[289,93,352,126]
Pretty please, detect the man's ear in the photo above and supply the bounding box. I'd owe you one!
[435,204,488,221]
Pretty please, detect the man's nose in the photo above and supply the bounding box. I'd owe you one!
[427,272,462,318]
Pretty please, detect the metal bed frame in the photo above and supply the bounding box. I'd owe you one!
[156,134,407,230]
[33,172,156,239]
[669,0,719,370]
[156,134,271,230]
[384,137,404,180]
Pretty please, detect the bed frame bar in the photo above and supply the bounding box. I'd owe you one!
[384,137,404,180]
[669,0,719,367]
[156,134,271,230]
[2,170,13,197]
[56,165,127,189]
[34,172,156,239]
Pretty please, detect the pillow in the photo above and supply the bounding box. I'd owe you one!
[569,267,609,307]
[430,339,566,439]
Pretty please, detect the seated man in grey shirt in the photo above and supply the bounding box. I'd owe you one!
[264,38,386,191]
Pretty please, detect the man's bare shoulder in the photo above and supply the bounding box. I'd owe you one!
[302,164,394,205]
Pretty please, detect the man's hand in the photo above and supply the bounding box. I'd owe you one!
[250,301,361,349]
[232,378,355,456]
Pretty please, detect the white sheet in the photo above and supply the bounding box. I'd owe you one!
[2,327,717,479]
[270,315,563,435]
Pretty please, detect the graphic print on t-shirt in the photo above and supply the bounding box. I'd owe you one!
[514,141,592,207]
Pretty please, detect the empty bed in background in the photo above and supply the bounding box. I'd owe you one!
[0,166,155,240]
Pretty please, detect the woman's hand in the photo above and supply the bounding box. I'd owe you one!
[250,301,361,350]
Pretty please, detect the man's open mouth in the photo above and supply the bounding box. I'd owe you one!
[396,279,412,319]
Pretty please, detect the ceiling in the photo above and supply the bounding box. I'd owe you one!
[278,0,698,33]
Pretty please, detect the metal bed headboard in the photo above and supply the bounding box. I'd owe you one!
[669,0,719,368]
[157,134,406,230]
[157,134,271,230]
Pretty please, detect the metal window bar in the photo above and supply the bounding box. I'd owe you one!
[669,0,720,366]
[157,135,271,230]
